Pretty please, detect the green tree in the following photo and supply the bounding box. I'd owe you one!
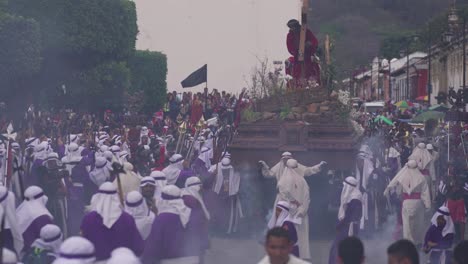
[10,0,137,60]
[127,50,167,112]
[0,14,41,91]
[78,61,131,111]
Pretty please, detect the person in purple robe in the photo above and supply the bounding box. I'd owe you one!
[16,186,54,252]
[150,170,167,208]
[53,236,96,264]
[267,201,300,257]
[182,177,210,261]
[142,185,199,264]
[208,157,243,234]
[89,157,112,188]
[175,161,196,189]
[140,176,159,214]
[423,206,455,264]
[328,177,363,264]
[80,182,144,261]
[125,190,155,241]
[61,143,95,235]
[28,141,49,188]
[23,224,62,263]
[162,154,184,185]
[0,186,23,254]
[192,147,212,185]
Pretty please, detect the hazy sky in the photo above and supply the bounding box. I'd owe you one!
[134,0,301,93]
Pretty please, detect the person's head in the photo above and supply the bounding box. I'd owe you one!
[140,176,156,198]
[436,215,446,228]
[287,19,300,31]
[265,227,292,264]
[141,136,149,145]
[387,240,419,264]
[453,240,468,264]
[338,237,365,264]
[281,152,292,165]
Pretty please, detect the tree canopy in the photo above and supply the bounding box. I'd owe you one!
[3,0,166,113]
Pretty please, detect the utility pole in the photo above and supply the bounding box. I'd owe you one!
[406,45,410,100]
[389,59,392,102]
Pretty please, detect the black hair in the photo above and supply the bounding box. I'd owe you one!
[266,227,291,243]
[338,237,364,264]
[387,240,419,264]
[454,240,468,264]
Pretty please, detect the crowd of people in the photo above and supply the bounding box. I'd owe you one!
[0,93,467,264]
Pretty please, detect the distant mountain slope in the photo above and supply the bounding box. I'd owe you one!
[308,0,466,75]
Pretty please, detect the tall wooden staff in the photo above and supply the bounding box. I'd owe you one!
[298,0,310,81]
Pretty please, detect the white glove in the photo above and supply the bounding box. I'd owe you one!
[258,160,268,168]
[320,161,327,166]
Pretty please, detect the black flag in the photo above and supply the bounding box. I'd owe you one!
[181,64,207,88]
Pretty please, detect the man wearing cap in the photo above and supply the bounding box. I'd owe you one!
[286,19,320,84]
[80,182,143,261]
[142,185,198,264]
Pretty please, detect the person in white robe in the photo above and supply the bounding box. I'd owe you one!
[113,162,140,198]
[150,171,167,206]
[355,150,375,230]
[162,154,184,185]
[52,236,96,264]
[16,186,54,251]
[125,191,155,240]
[0,186,23,254]
[384,159,431,245]
[61,143,82,176]
[258,227,311,264]
[259,152,326,182]
[277,159,311,260]
[408,143,432,171]
[89,157,111,187]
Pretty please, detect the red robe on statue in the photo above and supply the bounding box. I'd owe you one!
[286,29,320,85]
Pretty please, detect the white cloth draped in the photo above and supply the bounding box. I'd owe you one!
[16,188,53,237]
[0,187,23,253]
[89,183,123,229]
